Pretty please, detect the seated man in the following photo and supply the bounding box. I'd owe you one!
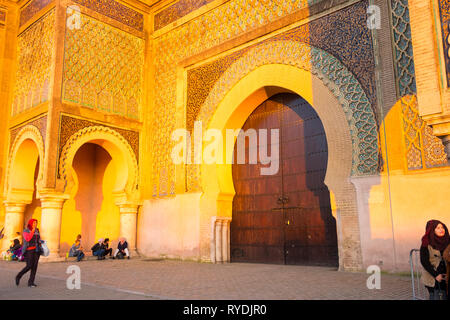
[103,238,113,258]
[9,239,22,261]
[113,237,130,260]
[91,239,106,260]
[69,239,85,262]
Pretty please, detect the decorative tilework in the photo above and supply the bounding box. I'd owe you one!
[13,9,55,117]
[151,0,372,197]
[186,50,246,133]
[58,115,139,173]
[190,41,378,191]
[71,0,144,32]
[401,95,447,169]
[58,124,139,194]
[438,0,450,87]
[154,0,215,31]
[9,116,48,152]
[187,0,378,132]
[20,0,52,27]
[389,0,417,97]
[62,13,144,120]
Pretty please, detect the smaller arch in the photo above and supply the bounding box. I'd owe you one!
[58,126,139,200]
[4,125,45,202]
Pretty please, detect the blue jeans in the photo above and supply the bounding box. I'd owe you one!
[93,249,105,258]
[76,251,85,262]
[427,282,448,300]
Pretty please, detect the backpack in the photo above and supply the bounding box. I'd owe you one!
[117,252,124,259]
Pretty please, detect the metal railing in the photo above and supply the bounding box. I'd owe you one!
[409,249,427,300]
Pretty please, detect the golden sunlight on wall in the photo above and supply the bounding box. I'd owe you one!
[358,97,450,270]
[60,143,120,255]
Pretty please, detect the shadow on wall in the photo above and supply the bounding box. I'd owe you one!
[283,93,339,267]
[60,143,121,256]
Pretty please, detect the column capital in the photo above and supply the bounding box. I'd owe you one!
[3,201,28,210]
[117,202,141,214]
[38,189,70,209]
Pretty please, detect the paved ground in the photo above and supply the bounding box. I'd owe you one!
[0,258,414,300]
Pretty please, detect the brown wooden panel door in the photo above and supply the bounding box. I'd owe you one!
[231,98,285,264]
[231,93,338,267]
[280,94,338,267]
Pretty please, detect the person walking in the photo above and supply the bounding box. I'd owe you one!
[420,219,450,300]
[15,219,42,287]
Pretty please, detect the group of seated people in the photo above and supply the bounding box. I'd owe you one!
[69,235,130,261]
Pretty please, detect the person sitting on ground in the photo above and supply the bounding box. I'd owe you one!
[113,237,130,260]
[8,239,22,261]
[12,232,24,261]
[420,220,450,300]
[69,239,85,262]
[103,238,113,258]
[91,239,106,260]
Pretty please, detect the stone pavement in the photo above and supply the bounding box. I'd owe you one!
[0,258,413,300]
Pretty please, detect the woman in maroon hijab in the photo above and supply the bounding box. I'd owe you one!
[15,219,42,288]
[420,220,449,300]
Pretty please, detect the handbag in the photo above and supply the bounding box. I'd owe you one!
[40,240,50,257]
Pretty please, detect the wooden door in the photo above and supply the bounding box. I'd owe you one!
[230,93,338,267]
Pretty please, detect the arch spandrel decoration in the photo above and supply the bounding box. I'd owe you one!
[58,126,139,200]
[4,125,45,199]
[196,41,379,181]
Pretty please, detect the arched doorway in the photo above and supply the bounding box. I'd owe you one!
[57,126,140,257]
[230,93,338,266]
[60,142,120,254]
[2,125,45,251]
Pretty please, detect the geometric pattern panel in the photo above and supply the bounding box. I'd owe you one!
[58,115,140,173]
[389,0,417,97]
[438,0,450,87]
[62,13,144,120]
[9,116,48,152]
[19,0,52,27]
[401,95,447,170]
[154,0,215,31]
[71,0,144,32]
[154,0,326,31]
[12,9,55,117]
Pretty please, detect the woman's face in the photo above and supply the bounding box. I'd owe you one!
[32,221,37,229]
[435,223,445,237]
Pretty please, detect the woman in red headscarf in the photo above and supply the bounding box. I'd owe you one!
[15,219,42,287]
[420,220,450,300]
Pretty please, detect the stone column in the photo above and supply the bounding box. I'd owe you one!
[211,217,232,263]
[1,202,27,251]
[39,191,69,260]
[222,219,230,263]
[215,220,223,263]
[118,203,139,256]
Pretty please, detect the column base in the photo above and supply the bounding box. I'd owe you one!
[129,248,140,258]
